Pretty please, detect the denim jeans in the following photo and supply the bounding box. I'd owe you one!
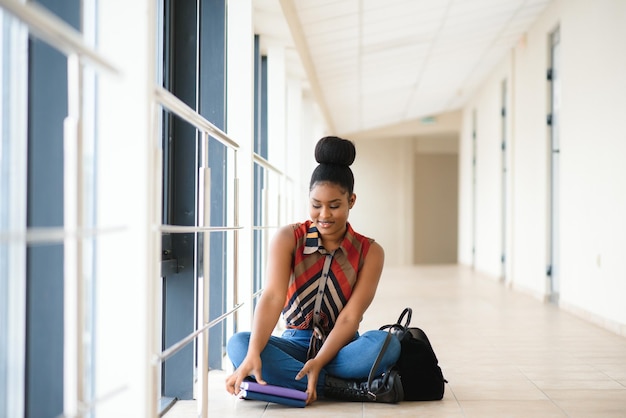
[226,329,401,394]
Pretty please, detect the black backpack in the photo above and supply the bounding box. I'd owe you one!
[380,307,447,401]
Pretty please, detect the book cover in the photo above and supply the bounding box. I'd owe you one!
[240,389,307,408]
[240,381,308,401]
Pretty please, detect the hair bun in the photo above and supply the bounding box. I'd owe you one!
[314,136,356,166]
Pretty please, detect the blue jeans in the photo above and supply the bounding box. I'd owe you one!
[226,329,401,395]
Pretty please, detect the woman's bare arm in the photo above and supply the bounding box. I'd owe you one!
[225,225,295,394]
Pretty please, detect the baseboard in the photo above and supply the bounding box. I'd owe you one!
[504,273,626,338]
[559,300,626,338]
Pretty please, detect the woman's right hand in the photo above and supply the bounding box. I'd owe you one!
[225,354,266,396]
[225,225,294,396]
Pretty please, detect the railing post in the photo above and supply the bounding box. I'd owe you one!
[63,52,84,418]
[197,132,211,418]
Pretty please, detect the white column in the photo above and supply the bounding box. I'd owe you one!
[2,13,28,418]
[267,44,286,171]
[94,0,155,416]
[227,0,255,332]
[285,77,303,223]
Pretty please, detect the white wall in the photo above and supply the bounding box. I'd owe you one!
[458,0,626,334]
[473,65,509,280]
[351,137,415,266]
[293,91,325,222]
[413,136,459,264]
[351,135,459,267]
[557,0,626,331]
[458,111,475,266]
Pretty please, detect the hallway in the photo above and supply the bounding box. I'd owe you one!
[166,265,626,417]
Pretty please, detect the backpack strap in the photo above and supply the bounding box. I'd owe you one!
[365,330,394,399]
[365,307,412,398]
[396,307,412,327]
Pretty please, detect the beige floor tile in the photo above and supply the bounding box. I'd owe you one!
[162,401,196,418]
[544,388,626,400]
[164,265,626,418]
[460,400,568,417]
[450,381,549,401]
[364,399,463,418]
[263,401,362,417]
[547,389,626,418]
[533,378,625,390]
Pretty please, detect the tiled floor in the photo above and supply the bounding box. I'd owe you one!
[165,265,626,417]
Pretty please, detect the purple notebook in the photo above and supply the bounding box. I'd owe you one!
[240,381,308,401]
[240,389,306,408]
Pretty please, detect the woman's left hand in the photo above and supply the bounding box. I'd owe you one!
[295,359,323,405]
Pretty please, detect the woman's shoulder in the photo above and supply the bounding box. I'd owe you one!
[269,222,312,258]
[346,223,375,245]
[367,240,384,258]
[348,225,384,258]
[286,220,312,237]
[272,222,308,244]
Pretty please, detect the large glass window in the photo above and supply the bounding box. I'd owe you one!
[1,0,300,415]
[1,1,106,416]
[158,0,230,407]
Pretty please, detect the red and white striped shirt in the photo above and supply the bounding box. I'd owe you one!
[282,220,373,334]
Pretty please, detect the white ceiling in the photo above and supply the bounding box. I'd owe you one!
[254,0,553,137]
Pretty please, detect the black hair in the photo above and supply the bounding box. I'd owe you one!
[309,136,356,195]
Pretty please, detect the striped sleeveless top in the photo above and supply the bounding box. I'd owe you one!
[282,220,373,334]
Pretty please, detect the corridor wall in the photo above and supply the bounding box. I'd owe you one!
[458,0,626,335]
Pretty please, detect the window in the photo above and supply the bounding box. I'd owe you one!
[1,1,303,416]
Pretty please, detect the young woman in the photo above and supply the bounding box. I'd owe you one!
[225,136,401,405]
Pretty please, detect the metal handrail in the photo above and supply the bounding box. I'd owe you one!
[0,226,126,244]
[152,82,247,418]
[157,287,263,363]
[251,225,282,231]
[158,225,243,234]
[154,86,239,150]
[253,153,283,176]
[0,0,118,74]
[157,303,244,363]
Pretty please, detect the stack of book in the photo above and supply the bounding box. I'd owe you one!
[239,381,308,407]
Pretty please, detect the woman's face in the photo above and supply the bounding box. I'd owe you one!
[309,182,355,236]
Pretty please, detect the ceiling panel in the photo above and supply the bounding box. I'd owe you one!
[260,0,553,136]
